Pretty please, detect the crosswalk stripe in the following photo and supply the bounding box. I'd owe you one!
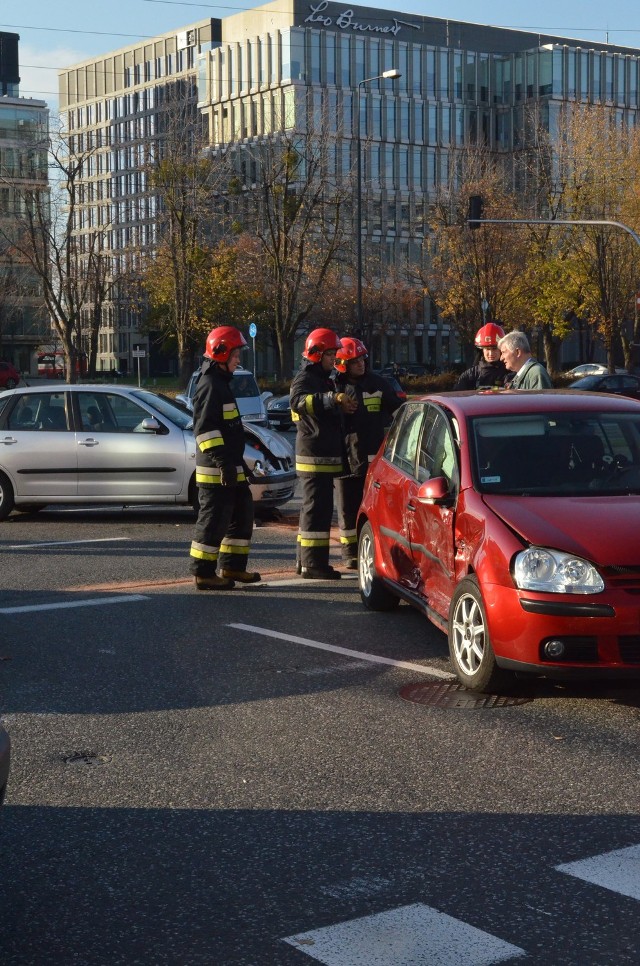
[556,844,640,901]
[283,902,526,964]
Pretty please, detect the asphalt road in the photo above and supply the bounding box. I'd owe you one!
[0,498,639,965]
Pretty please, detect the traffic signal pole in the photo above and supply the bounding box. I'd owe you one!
[468,216,640,250]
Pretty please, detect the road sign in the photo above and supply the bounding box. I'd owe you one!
[249,322,257,338]
[132,349,146,358]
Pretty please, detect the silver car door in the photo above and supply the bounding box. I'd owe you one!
[75,390,186,499]
[1,391,78,499]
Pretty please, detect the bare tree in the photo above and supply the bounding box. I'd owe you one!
[0,117,111,381]
[137,84,235,385]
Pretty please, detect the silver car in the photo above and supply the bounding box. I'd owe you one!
[0,385,296,519]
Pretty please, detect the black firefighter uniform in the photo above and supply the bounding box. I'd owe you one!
[334,371,402,563]
[289,361,344,571]
[189,359,254,577]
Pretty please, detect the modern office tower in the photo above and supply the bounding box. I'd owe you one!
[59,4,640,373]
[0,31,49,373]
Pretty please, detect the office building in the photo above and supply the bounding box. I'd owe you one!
[0,31,49,373]
[59,4,640,372]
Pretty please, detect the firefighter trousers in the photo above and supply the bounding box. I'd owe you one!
[296,472,337,571]
[189,482,254,577]
[335,474,366,563]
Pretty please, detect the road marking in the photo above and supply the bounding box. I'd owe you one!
[228,623,455,679]
[556,844,640,900]
[0,594,149,615]
[284,902,525,964]
[4,537,131,550]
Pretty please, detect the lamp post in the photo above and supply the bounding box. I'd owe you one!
[356,67,401,332]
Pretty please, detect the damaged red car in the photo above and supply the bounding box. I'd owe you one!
[357,390,640,692]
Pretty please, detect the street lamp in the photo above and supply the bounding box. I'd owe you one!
[356,67,401,332]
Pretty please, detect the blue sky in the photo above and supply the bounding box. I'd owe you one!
[7,0,640,110]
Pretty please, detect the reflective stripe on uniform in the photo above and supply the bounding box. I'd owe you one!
[220,542,250,555]
[291,410,300,421]
[297,530,331,547]
[197,430,224,451]
[295,455,343,474]
[196,468,222,484]
[223,402,240,420]
[304,394,315,415]
[190,541,219,561]
[363,391,382,412]
[339,529,357,546]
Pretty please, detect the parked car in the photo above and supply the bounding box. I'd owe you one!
[176,367,270,426]
[357,390,640,692]
[0,385,295,519]
[569,373,640,399]
[266,393,294,430]
[0,722,9,806]
[0,361,21,390]
[565,364,626,378]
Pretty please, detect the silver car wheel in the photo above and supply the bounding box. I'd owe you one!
[359,528,375,597]
[451,591,486,675]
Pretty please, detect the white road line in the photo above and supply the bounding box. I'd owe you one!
[556,844,640,901]
[4,537,131,550]
[284,902,526,965]
[228,622,454,679]
[0,594,149,615]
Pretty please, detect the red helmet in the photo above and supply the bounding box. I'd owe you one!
[474,322,505,348]
[204,326,248,363]
[335,337,368,373]
[302,328,342,363]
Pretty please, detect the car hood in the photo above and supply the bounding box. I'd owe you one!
[483,494,640,566]
[244,421,293,459]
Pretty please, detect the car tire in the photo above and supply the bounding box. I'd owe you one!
[448,576,506,692]
[0,472,15,521]
[358,521,400,612]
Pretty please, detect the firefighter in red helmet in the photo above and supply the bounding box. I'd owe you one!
[289,328,357,579]
[454,322,509,390]
[188,325,260,590]
[334,337,402,568]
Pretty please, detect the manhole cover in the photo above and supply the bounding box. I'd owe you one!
[61,751,112,766]
[399,681,533,709]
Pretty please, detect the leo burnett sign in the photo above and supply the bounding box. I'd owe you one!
[302,1,420,36]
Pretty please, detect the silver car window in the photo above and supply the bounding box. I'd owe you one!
[7,392,67,431]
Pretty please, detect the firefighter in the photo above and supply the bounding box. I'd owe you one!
[334,337,403,568]
[454,322,509,389]
[188,325,260,590]
[290,328,358,579]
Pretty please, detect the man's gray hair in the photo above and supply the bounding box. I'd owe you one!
[498,330,530,353]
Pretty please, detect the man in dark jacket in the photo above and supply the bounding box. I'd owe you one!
[289,328,357,579]
[334,338,402,567]
[454,323,508,390]
[188,325,260,590]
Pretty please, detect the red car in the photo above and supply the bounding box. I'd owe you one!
[357,389,640,692]
[0,361,20,390]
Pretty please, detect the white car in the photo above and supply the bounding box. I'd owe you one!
[0,385,296,519]
[176,367,271,427]
[565,363,625,378]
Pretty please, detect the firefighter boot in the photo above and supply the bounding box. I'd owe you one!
[220,569,261,584]
[195,574,235,590]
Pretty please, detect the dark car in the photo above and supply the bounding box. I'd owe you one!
[357,390,640,692]
[0,723,9,806]
[569,373,640,399]
[266,393,294,430]
[0,361,21,390]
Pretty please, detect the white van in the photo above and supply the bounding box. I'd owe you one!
[176,367,269,427]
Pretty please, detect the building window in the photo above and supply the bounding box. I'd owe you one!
[326,32,336,85]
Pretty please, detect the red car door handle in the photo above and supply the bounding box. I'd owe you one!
[372,480,381,489]
[407,502,417,512]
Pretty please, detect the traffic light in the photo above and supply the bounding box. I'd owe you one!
[468,195,484,230]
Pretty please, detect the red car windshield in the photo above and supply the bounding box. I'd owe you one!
[471,412,640,495]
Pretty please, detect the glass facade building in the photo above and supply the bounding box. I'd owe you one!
[0,32,49,372]
[58,4,640,372]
